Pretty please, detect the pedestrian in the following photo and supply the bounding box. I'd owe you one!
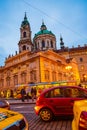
[31,87,35,101]
[78,83,82,87]
[20,88,26,102]
[33,87,37,99]
[25,87,30,101]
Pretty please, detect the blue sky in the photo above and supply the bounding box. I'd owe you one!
[0,0,87,65]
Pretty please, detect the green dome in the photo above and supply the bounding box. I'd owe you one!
[21,13,29,27]
[34,30,55,38]
[34,21,55,38]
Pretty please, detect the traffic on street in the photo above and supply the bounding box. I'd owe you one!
[10,102,72,130]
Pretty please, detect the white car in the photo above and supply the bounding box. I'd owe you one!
[72,99,87,130]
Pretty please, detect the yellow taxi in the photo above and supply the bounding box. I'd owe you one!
[72,100,87,130]
[0,108,29,130]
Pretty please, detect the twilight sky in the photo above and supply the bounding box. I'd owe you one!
[0,0,87,65]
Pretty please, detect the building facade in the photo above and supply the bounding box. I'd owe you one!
[0,13,80,94]
[57,38,87,84]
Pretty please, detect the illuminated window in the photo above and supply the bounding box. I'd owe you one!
[83,74,87,82]
[81,65,84,70]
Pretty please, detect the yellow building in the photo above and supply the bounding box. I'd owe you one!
[0,13,80,96]
[57,37,87,86]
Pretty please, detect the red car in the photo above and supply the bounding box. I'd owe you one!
[34,86,87,121]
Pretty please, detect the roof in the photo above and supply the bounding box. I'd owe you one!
[34,21,55,38]
[21,13,29,27]
[34,30,55,38]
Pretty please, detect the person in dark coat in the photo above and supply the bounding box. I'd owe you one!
[20,88,26,102]
[31,87,34,101]
[33,87,37,98]
[31,87,37,101]
[78,84,82,87]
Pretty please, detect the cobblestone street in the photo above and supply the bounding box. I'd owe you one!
[24,113,72,130]
[10,100,72,130]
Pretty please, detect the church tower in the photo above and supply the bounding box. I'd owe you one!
[18,13,33,53]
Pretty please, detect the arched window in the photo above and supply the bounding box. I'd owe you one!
[52,71,56,81]
[34,42,37,50]
[0,79,4,87]
[51,40,53,48]
[6,77,10,86]
[14,75,18,85]
[30,70,36,81]
[47,41,49,47]
[21,72,26,84]
[23,45,26,50]
[23,32,26,38]
[42,40,45,48]
[37,42,39,48]
[45,70,49,80]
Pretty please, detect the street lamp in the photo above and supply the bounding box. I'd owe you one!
[65,65,73,80]
[65,66,72,70]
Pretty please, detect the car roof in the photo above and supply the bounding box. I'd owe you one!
[41,85,86,95]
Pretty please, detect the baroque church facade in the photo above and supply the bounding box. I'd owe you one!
[0,13,81,92]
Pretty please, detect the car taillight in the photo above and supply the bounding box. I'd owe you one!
[36,96,43,105]
[79,111,87,130]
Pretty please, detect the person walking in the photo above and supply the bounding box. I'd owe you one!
[31,87,35,101]
[31,87,37,101]
[25,87,30,101]
[33,87,37,99]
[20,88,26,102]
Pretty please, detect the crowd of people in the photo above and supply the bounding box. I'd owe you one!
[20,87,37,102]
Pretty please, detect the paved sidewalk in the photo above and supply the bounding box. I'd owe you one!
[5,98,36,105]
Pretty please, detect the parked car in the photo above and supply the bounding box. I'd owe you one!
[0,108,29,130]
[34,86,87,121]
[0,99,10,109]
[72,99,87,130]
